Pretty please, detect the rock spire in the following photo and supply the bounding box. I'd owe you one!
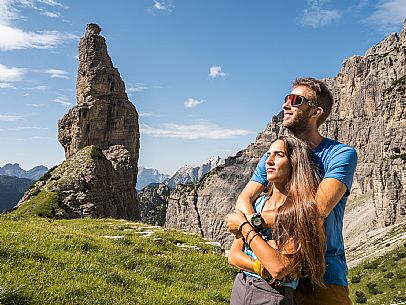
[18,24,140,220]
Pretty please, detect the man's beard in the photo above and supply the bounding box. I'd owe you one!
[283,110,310,134]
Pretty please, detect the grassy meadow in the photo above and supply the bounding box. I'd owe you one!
[0,215,236,305]
[0,214,405,304]
[348,242,406,304]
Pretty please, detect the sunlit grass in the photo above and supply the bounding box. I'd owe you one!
[349,244,406,304]
[1,214,404,304]
[0,216,236,305]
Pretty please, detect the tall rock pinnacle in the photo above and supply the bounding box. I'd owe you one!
[17,24,140,220]
[59,23,139,165]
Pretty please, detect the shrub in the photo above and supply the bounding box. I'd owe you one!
[355,291,367,303]
[366,282,383,295]
[384,272,394,278]
[89,146,103,159]
[364,261,379,269]
[351,274,362,283]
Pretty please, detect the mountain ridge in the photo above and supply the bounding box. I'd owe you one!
[0,163,48,180]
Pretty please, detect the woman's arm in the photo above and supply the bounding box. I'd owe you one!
[228,210,295,279]
[227,238,255,272]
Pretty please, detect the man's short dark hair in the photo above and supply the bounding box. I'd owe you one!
[292,77,333,126]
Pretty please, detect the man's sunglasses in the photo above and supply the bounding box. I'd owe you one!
[284,94,316,107]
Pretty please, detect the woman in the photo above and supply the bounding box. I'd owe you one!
[226,135,325,305]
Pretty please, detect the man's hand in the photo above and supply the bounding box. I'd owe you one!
[225,209,249,236]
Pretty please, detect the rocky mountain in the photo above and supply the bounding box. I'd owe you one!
[0,175,35,212]
[16,24,140,219]
[165,156,225,188]
[137,183,170,226]
[140,20,406,262]
[0,163,48,180]
[136,167,169,190]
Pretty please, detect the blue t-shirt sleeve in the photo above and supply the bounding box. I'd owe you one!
[324,146,358,197]
[250,152,268,186]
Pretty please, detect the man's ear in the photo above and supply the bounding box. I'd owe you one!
[313,106,324,119]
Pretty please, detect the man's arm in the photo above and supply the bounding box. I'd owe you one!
[235,181,266,213]
[315,178,347,219]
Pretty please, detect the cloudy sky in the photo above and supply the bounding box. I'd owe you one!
[0,0,405,174]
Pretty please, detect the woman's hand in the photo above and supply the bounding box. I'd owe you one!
[225,209,249,235]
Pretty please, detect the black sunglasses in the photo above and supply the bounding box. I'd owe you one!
[284,94,316,107]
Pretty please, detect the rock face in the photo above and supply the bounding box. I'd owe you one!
[320,23,406,228]
[137,183,170,225]
[17,24,140,219]
[160,22,406,251]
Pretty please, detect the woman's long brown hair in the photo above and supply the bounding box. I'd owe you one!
[270,135,325,286]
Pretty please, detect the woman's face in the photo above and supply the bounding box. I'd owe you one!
[265,140,291,185]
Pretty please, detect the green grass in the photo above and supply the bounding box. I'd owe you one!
[11,190,63,218]
[1,215,404,304]
[0,216,237,305]
[349,244,406,304]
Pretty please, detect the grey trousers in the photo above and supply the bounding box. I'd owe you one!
[230,272,295,305]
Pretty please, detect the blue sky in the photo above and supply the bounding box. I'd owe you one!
[0,0,405,175]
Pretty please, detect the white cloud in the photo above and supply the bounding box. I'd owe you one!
[153,0,166,10]
[38,0,67,8]
[43,69,69,79]
[364,0,406,32]
[150,0,173,13]
[127,83,147,93]
[53,95,71,106]
[27,85,48,90]
[7,126,48,131]
[0,24,77,51]
[0,0,19,22]
[0,1,75,51]
[0,82,16,89]
[139,112,166,118]
[40,11,60,18]
[0,114,23,122]
[299,0,341,28]
[26,103,45,107]
[184,98,205,108]
[209,65,228,78]
[140,121,254,140]
[0,63,26,81]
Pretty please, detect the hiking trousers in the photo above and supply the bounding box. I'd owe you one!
[230,272,294,305]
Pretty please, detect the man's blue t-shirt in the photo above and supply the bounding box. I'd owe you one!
[250,137,358,286]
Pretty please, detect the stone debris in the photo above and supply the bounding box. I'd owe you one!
[134,230,155,238]
[102,235,125,239]
[176,243,200,250]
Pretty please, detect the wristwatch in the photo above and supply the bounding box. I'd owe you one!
[250,213,263,228]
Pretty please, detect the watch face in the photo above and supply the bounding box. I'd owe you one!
[251,214,262,227]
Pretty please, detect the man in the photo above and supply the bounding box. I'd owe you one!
[226,77,357,305]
